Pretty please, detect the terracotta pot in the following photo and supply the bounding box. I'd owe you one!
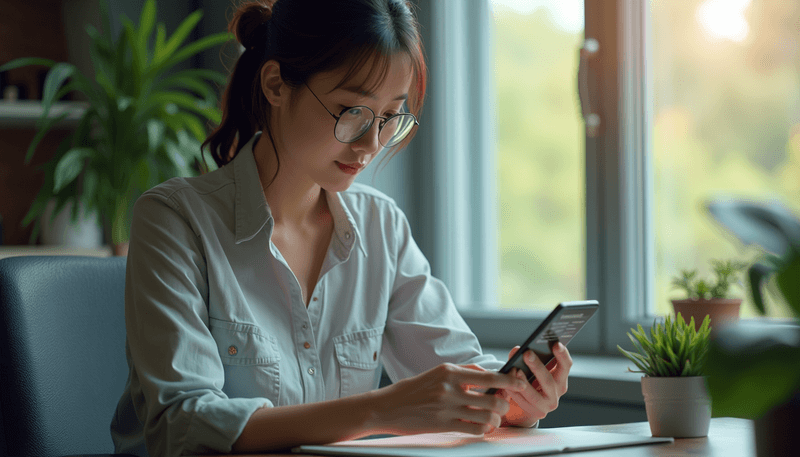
[112,242,129,257]
[671,298,741,334]
[641,376,711,438]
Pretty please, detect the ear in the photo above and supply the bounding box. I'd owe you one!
[260,60,286,106]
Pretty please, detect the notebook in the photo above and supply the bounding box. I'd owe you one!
[292,427,674,457]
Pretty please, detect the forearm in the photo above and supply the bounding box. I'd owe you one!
[232,390,381,453]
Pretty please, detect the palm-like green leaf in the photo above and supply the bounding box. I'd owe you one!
[26,112,71,164]
[148,32,232,80]
[41,63,75,109]
[54,148,94,193]
[152,10,204,67]
[137,0,157,59]
[14,0,228,243]
[0,57,56,72]
[776,256,800,317]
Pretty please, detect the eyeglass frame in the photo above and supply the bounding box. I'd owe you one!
[304,83,419,147]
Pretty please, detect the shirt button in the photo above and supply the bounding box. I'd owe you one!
[308,367,315,375]
[302,324,307,329]
[373,351,377,361]
[304,342,311,349]
[345,231,351,239]
[228,345,238,356]
[313,297,318,302]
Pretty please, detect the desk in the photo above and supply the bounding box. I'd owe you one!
[269,418,754,457]
[559,417,754,456]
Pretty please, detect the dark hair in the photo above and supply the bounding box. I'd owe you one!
[202,0,427,182]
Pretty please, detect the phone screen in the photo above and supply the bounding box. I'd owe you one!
[484,300,599,395]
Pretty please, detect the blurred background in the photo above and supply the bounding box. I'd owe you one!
[1,0,798,320]
[491,0,800,318]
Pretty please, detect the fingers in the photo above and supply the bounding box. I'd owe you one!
[550,343,573,394]
[513,352,559,412]
[454,405,503,430]
[435,365,515,434]
[459,388,511,416]
[450,418,495,436]
[447,364,527,393]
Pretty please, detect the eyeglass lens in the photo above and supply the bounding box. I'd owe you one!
[335,107,416,147]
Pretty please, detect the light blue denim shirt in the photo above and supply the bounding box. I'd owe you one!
[110,132,504,456]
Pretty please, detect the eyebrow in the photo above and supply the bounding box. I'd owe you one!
[339,86,408,102]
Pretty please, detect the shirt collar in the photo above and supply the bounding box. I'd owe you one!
[326,189,368,258]
[233,133,273,244]
[232,132,367,258]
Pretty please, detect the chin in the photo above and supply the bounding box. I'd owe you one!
[322,178,356,193]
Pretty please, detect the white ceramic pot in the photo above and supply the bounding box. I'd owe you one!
[40,199,103,248]
[641,376,711,438]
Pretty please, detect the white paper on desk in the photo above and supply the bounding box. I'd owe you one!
[292,427,674,457]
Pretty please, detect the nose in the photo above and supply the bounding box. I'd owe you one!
[350,120,382,155]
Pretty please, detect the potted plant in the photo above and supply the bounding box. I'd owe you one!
[704,199,800,457]
[0,0,229,254]
[618,313,713,438]
[670,259,748,334]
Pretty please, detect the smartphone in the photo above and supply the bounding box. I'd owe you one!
[484,300,599,395]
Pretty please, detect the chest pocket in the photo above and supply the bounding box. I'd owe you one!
[209,318,282,405]
[334,326,384,398]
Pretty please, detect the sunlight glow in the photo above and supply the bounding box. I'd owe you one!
[696,0,751,42]
[490,0,584,33]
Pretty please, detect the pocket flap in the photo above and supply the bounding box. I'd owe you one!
[209,318,281,366]
[334,326,384,369]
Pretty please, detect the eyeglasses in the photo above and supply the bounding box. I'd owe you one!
[305,84,419,147]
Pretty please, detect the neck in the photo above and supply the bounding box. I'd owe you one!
[253,133,328,228]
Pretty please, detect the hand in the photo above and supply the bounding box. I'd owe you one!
[367,363,528,436]
[500,342,573,427]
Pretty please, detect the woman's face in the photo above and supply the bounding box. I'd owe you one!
[270,53,413,193]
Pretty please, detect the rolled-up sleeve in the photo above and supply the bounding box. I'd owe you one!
[123,190,269,456]
[380,205,504,381]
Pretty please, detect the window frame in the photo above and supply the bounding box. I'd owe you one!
[402,0,664,355]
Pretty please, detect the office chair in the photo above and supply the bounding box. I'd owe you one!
[0,255,132,457]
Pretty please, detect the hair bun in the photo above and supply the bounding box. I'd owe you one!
[231,1,276,50]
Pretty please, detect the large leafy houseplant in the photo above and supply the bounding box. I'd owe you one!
[704,199,800,456]
[0,0,229,250]
[704,200,800,419]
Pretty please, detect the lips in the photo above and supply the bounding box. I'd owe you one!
[336,161,362,175]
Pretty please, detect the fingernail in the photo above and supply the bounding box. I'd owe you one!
[555,342,564,352]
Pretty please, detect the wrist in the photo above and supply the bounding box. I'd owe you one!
[358,385,390,434]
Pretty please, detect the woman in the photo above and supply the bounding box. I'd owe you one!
[110,0,572,455]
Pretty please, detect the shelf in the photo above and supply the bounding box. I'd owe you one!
[0,100,87,129]
[0,245,112,260]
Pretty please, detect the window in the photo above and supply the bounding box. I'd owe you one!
[490,0,587,311]
[651,0,800,319]
[376,0,798,355]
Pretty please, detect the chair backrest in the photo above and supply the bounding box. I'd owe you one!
[0,255,129,457]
